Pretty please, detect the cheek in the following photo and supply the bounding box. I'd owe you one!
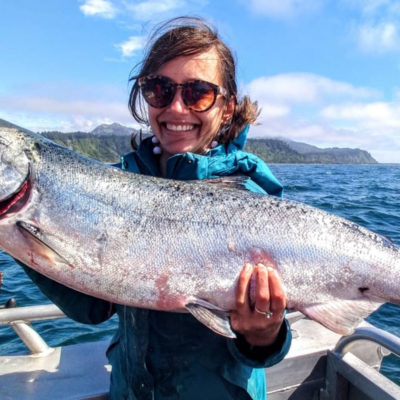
[201,108,224,135]
[148,108,158,129]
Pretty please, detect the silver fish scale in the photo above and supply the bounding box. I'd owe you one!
[1,126,400,327]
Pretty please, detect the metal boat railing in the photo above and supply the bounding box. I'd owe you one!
[2,302,400,399]
[0,302,65,355]
[320,326,400,400]
[335,326,400,357]
[0,301,109,400]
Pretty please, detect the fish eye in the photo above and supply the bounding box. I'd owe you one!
[358,287,369,294]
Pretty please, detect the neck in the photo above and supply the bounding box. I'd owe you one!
[159,152,171,177]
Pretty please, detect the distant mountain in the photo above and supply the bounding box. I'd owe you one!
[279,138,323,154]
[40,130,135,163]
[91,122,134,136]
[0,118,18,129]
[0,119,377,164]
[245,137,377,164]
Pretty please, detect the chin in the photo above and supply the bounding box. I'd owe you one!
[163,142,195,155]
[168,147,192,155]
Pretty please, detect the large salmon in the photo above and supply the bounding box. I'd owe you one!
[0,119,399,337]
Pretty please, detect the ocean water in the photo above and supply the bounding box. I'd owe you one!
[0,164,399,382]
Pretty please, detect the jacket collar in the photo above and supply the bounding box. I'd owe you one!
[135,125,250,178]
[129,124,282,196]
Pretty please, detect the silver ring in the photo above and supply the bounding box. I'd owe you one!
[255,306,273,319]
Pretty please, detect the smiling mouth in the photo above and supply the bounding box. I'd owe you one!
[0,172,32,219]
[164,123,197,132]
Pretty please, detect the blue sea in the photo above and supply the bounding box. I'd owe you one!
[0,164,399,382]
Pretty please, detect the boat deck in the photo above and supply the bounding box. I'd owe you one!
[1,306,400,399]
[0,340,109,400]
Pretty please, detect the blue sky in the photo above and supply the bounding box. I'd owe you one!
[1,0,400,163]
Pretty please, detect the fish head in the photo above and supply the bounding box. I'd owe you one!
[0,127,32,219]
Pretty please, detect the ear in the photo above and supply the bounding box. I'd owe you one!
[222,96,236,124]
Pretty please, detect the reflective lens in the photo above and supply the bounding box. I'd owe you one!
[138,75,227,112]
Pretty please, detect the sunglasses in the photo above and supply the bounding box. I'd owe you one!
[138,75,228,112]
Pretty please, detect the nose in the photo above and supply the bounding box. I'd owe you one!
[167,87,189,114]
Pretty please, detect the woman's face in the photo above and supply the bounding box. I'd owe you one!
[147,48,234,158]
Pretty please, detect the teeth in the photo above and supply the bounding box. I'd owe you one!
[166,123,195,131]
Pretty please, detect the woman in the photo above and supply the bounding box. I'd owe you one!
[23,17,291,400]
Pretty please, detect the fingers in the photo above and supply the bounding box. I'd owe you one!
[267,265,286,315]
[235,263,286,316]
[254,264,270,315]
[232,263,286,346]
[235,263,254,313]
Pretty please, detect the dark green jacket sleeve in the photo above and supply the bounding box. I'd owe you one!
[228,318,291,368]
[20,262,115,324]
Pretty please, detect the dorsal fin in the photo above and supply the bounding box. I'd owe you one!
[195,176,251,191]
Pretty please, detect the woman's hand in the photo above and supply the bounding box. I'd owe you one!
[230,263,286,347]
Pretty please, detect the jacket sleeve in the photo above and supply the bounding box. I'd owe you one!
[227,318,291,368]
[20,261,115,324]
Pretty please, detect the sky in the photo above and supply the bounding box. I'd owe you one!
[1,0,400,163]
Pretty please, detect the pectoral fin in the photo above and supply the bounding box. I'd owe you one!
[185,299,236,338]
[17,221,71,267]
[301,298,384,335]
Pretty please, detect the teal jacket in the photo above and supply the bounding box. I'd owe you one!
[23,125,291,400]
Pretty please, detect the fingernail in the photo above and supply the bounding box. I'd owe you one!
[257,264,268,273]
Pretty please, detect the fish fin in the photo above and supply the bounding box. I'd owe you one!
[195,176,251,191]
[185,299,236,338]
[300,298,384,336]
[17,221,71,266]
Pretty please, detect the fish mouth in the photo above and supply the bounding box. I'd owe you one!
[0,171,32,220]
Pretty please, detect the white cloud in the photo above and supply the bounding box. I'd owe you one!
[79,0,208,21]
[246,73,378,105]
[125,0,186,20]
[0,93,135,133]
[0,96,125,117]
[0,109,131,134]
[80,0,118,18]
[249,119,379,153]
[370,149,400,163]
[243,0,322,19]
[250,119,329,141]
[259,104,291,119]
[343,0,400,53]
[78,0,209,58]
[2,71,398,162]
[243,73,400,162]
[394,87,400,100]
[342,0,400,16]
[318,100,400,162]
[321,102,400,129]
[250,116,400,163]
[115,35,146,57]
[357,21,400,53]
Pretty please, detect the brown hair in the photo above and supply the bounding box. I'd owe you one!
[128,16,260,143]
